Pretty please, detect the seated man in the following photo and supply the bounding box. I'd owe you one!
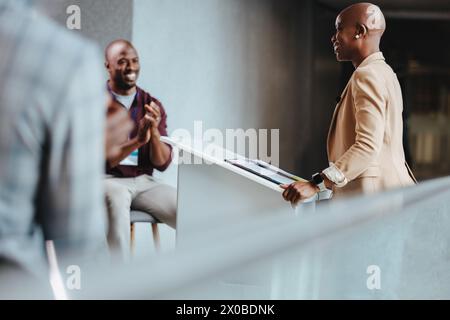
[104,39,177,259]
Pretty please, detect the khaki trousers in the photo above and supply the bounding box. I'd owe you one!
[104,175,177,259]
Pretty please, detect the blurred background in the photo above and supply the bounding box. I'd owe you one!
[35,0,450,184]
[29,0,450,259]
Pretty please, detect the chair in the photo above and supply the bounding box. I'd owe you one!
[130,210,161,254]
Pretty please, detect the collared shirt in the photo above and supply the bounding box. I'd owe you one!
[106,85,172,178]
[0,0,106,275]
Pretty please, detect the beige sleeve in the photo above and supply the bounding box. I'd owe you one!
[333,69,387,185]
[322,162,348,187]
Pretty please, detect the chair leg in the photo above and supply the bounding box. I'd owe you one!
[130,223,136,256]
[151,223,160,251]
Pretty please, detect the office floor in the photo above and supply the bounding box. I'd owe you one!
[133,223,176,258]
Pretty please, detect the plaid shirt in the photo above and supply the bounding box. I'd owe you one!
[0,0,107,275]
[107,85,173,178]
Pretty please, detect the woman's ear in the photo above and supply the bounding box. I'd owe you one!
[355,23,368,39]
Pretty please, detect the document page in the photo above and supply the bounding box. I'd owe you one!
[225,159,305,185]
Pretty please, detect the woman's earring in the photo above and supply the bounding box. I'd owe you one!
[355,34,360,39]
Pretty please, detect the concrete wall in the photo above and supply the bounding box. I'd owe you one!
[133,0,317,184]
[34,0,342,183]
[34,0,133,50]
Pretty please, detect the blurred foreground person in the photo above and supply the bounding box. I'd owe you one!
[282,2,416,205]
[0,0,117,281]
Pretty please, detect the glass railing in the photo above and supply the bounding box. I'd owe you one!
[2,176,450,299]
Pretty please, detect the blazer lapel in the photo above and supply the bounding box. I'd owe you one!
[327,81,350,156]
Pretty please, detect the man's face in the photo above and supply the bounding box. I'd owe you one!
[107,45,140,91]
[331,14,357,62]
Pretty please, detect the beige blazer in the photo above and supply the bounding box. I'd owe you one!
[327,52,416,198]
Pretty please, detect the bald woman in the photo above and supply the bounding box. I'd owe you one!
[282,2,416,204]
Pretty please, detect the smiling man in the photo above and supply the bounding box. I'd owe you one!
[282,3,416,204]
[104,40,176,259]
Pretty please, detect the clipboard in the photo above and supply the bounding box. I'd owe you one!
[225,158,305,185]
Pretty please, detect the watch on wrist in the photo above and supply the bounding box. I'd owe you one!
[311,173,327,192]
